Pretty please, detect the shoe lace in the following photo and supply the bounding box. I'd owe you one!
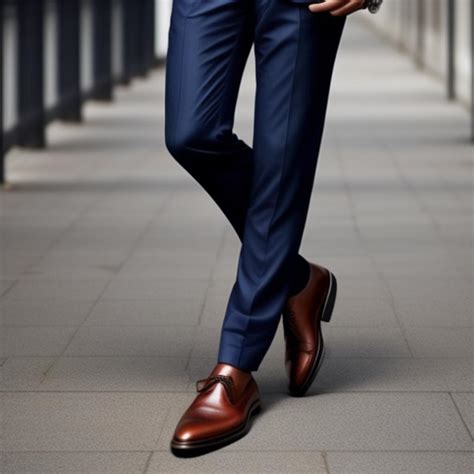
[196,375,235,404]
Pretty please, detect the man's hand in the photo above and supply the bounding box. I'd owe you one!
[308,0,366,16]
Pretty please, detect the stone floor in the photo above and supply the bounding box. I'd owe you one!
[1,16,473,474]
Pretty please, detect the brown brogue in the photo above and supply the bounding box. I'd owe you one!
[283,263,337,397]
[170,363,261,457]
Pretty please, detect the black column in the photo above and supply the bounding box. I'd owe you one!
[58,0,82,122]
[17,0,46,148]
[0,1,4,183]
[92,0,113,101]
[121,0,154,84]
[120,0,133,84]
[136,0,150,77]
[145,0,156,69]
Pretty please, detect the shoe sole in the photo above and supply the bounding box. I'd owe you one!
[170,400,261,457]
[288,271,337,397]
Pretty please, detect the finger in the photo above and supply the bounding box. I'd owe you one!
[308,0,346,13]
[330,0,365,16]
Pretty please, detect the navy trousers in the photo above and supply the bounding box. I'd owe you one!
[165,0,345,371]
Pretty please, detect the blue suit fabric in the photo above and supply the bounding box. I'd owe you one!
[165,0,345,371]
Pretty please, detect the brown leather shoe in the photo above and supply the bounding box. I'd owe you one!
[170,363,261,457]
[283,263,337,397]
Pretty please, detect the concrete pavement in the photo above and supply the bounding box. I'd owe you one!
[1,17,473,473]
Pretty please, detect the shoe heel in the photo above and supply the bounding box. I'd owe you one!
[251,402,262,416]
[321,272,337,323]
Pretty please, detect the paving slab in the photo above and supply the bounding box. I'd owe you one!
[84,298,202,326]
[1,392,175,451]
[1,299,95,326]
[1,326,77,357]
[64,325,196,357]
[4,278,110,301]
[147,450,328,473]
[156,392,473,452]
[0,452,150,474]
[0,357,54,391]
[40,356,190,392]
[404,327,473,358]
[326,451,474,474]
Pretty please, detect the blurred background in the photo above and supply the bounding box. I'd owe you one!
[2,0,473,172]
[1,1,473,473]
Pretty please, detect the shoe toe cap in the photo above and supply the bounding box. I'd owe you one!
[173,414,236,444]
[173,418,208,444]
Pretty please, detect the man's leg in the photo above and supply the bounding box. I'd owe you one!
[166,3,263,457]
[218,0,346,371]
[165,0,310,297]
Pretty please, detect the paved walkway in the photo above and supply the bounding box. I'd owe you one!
[1,17,473,474]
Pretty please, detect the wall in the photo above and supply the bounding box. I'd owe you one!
[364,0,473,107]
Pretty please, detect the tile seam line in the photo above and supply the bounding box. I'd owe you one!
[321,450,331,474]
[1,449,473,454]
[449,392,474,441]
[142,451,154,474]
[40,190,177,380]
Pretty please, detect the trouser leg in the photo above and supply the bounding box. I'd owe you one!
[218,0,345,371]
[165,0,309,297]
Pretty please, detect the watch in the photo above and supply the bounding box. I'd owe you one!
[363,0,384,14]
